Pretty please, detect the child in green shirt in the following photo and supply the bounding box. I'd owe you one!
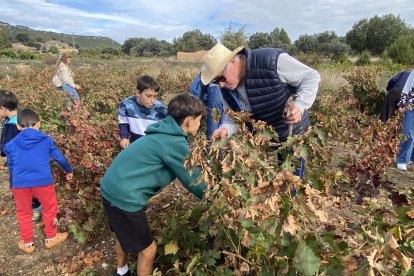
[101,93,206,276]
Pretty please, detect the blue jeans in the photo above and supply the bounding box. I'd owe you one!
[61,84,80,101]
[397,109,414,164]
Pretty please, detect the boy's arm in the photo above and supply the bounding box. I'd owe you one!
[118,122,130,140]
[118,102,131,139]
[48,138,73,173]
[163,145,206,199]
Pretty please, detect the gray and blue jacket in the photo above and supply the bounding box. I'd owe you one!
[118,96,167,143]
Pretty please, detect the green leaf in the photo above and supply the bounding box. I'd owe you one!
[186,254,200,273]
[294,242,320,276]
[84,202,94,214]
[238,218,255,228]
[299,144,309,159]
[75,230,86,243]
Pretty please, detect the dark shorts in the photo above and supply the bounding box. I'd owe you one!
[102,196,153,253]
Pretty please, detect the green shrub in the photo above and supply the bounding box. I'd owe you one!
[48,46,59,54]
[0,49,17,58]
[17,51,37,60]
[345,67,384,115]
[355,51,371,66]
[334,53,352,65]
[386,35,414,65]
[101,47,120,56]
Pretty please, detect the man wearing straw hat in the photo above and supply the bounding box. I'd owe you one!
[201,43,320,142]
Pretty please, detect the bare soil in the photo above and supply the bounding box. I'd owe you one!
[0,159,191,276]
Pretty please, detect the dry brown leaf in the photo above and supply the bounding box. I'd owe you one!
[282,214,297,235]
[342,255,359,271]
[315,210,328,223]
[0,207,9,215]
[389,248,412,271]
[239,261,250,272]
[386,232,399,250]
[406,209,414,218]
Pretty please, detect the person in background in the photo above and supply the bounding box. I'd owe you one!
[396,70,414,171]
[118,75,167,148]
[56,52,81,106]
[379,70,412,122]
[4,108,73,253]
[101,93,206,276]
[0,89,42,221]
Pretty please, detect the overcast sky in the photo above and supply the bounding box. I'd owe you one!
[1,0,413,44]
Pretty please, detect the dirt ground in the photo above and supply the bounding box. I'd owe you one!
[0,159,190,276]
[0,155,413,275]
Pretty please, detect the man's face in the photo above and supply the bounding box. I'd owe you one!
[212,58,241,90]
[137,88,158,108]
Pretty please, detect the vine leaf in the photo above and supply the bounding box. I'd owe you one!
[294,242,320,276]
[164,240,179,255]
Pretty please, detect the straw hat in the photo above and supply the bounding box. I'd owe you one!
[200,43,244,85]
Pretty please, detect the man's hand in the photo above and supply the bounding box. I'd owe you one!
[120,138,130,149]
[211,128,228,140]
[66,172,73,181]
[284,106,302,124]
[75,84,81,90]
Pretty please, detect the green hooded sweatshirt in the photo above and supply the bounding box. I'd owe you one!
[100,116,206,212]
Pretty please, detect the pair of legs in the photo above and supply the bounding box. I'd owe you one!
[102,197,156,275]
[61,84,80,108]
[115,239,157,275]
[397,109,414,165]
[12,184,58,243]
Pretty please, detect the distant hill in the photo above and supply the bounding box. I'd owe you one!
[0,21,120,49]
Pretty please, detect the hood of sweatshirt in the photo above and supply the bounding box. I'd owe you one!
[13,128,48,150]
[145,115,188,141]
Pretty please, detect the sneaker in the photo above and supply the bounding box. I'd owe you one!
[113,270,131,276]
[18,240,35,254]
[32,205,42,222]
[397,163,407,171]
[44,232,68,249]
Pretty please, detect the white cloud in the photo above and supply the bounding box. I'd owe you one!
[0,0,413,44]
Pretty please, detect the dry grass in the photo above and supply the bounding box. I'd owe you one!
[316,66,351,108]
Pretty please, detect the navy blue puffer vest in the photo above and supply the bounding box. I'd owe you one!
[222,48,310,141]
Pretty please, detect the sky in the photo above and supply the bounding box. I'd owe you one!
[0,0,413,45]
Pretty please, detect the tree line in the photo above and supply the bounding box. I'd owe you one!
[1,14,414,64]
[116,14,414,65]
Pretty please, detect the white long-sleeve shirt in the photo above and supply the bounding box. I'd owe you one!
[220,52,320,136]
[399,70,414,108]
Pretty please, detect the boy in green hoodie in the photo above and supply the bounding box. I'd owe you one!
[100,93,206,276]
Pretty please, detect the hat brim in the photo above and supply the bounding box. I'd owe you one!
[201,46,244,85]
